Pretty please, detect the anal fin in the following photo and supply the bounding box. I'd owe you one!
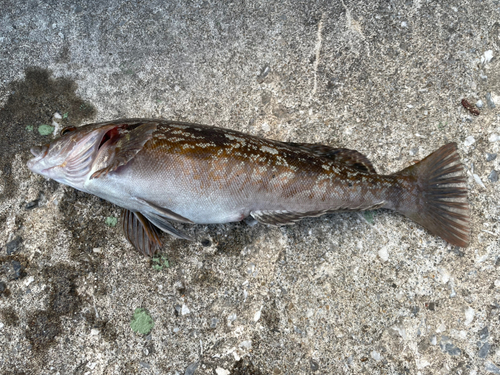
[251,203,386,226]
[251,210,330,225]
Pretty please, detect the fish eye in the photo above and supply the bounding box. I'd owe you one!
[60,126,76,136]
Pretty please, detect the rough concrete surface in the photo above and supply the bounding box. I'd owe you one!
[0,0,499,374]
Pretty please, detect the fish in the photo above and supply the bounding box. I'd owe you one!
[27,118,471,256]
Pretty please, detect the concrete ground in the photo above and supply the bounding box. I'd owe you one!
[1,0,499,374]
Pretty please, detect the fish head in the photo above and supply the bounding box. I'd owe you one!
[27,122,125,188]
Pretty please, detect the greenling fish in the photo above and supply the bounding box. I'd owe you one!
[28,119,470,256]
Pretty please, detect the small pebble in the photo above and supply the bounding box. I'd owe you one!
[216,368,230,375]
[210,318,219,328]
[486,93,496,109]
[256,64,270,83]
[440,337,461,356]
[174,304,181,315]
[371,351,382,361]
[253,309,261,322]
[486,153,497,162]
[4,260,24,280]
[479,342,490,358]
[53,112,62,120]
[476,100,484,108]
[479,326,489,341]
[181,304,190,315]
[25,200,39,209]
[473,174,486,188]
[444,343,461,356]
[465,307,475,325]
[239,340,252,349]
[6,237,22,255]
[464,136,475,146]
[482,50,494,64]
[489,134,500,142]
[24,276,34,286]
[378,247,389,261]
[185,362,199,375]
[488,170,498,183]
[310,359,319,372]
[485,361,500,374]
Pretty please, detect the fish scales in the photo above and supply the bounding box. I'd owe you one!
[140,123,388,214]
[28,119,470,256]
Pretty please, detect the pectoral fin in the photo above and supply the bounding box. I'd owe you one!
[142,212,193,240]
[131,197,194,224]
[121,209,162,256]
[283,142,376,174]
[91,122,158,179]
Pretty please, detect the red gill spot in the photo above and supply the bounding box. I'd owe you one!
[98,127,121,149]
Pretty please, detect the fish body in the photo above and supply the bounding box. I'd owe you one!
[28,119,470,255]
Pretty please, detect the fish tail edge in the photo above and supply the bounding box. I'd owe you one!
[393,142,470,247]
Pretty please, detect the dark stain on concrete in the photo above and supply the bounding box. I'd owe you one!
[26,310,62,351]
[0,67,96,200]
[0,306,19,326]
[0,254,28,282]
[25,264,83,352]
[230,359,265,375]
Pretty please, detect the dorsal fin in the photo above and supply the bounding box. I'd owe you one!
[283,142,376,174]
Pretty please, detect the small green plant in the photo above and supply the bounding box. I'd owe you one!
[130,308,154,335]
[63,112,68,119]
[38,124,54,136]
[105,216,118,227]
[151,254,170,270]
[363,211,375,224]
[25,125,33,131]
[437,121,447,130]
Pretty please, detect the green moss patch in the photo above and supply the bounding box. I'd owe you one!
[130,308,154,335]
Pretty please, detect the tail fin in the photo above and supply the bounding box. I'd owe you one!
[394,143,470,247]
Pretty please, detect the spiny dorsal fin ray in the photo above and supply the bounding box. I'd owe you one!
[283,142,376,174]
